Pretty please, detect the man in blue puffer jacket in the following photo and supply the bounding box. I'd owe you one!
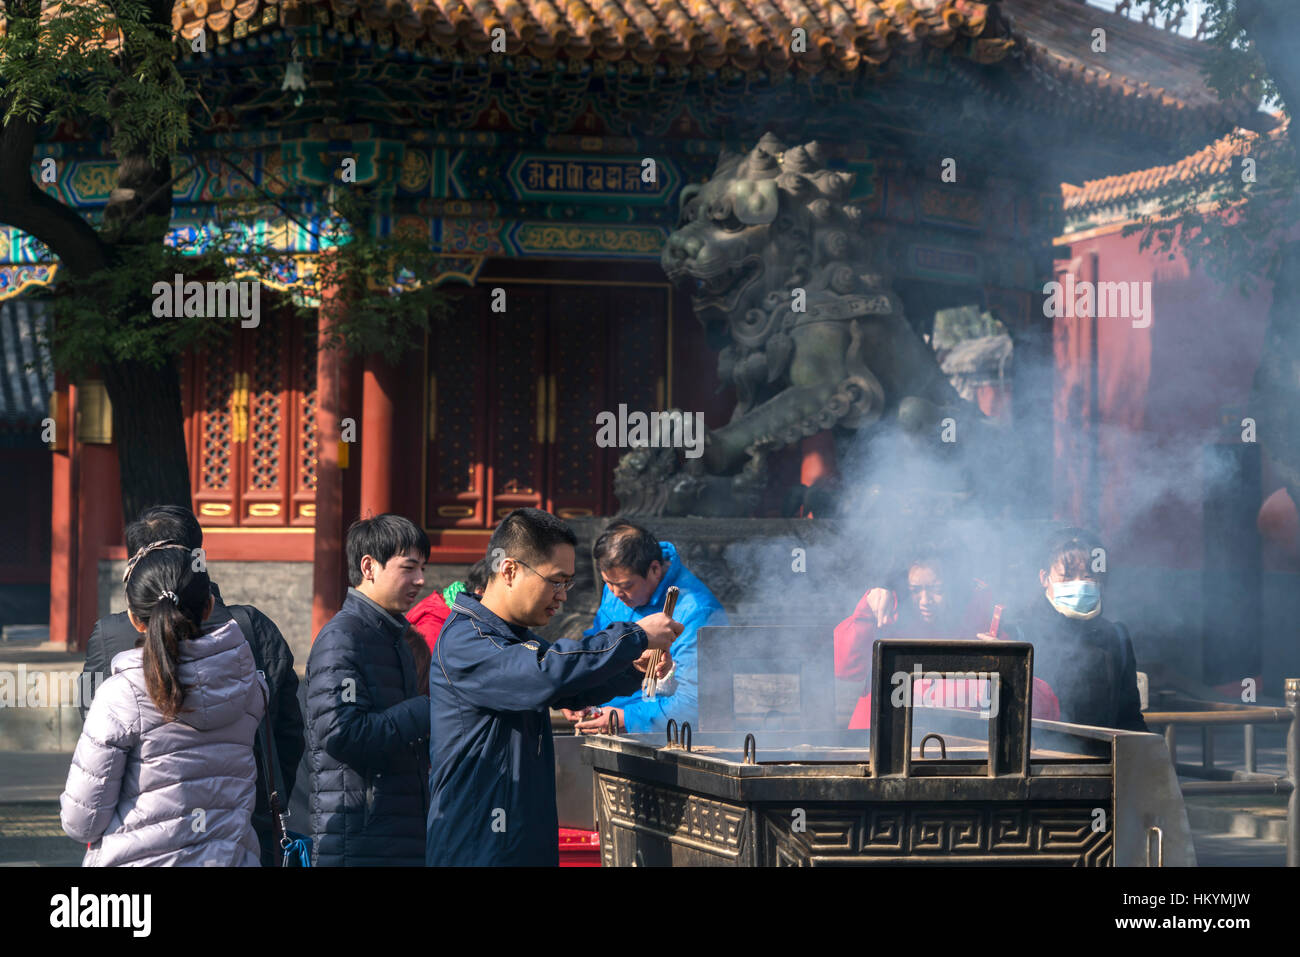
[569,520,727,735]
[427,508,679,866]
[306,514,431,866]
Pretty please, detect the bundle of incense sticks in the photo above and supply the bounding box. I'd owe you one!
[643,585,679,701]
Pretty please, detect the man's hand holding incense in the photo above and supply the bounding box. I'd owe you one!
[636,612,682,651]
[632,645,673,678]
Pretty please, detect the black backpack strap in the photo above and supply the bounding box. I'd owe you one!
[228,605,263,670]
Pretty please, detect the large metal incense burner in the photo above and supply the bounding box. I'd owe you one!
[581,639,1195,866]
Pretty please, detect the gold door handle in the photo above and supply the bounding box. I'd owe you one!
[231,371,250,443]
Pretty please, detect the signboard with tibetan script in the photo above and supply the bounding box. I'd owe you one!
[507,154,677,204]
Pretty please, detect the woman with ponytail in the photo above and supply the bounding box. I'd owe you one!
[60,542,267,866]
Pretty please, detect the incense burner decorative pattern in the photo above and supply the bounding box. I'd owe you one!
[581,641,1195,867]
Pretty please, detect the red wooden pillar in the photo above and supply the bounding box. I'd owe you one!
[76,442,121,647]
[359,355,395,518]
[47,377,123,650]
[48,379,76,648]
[311,274,350,639]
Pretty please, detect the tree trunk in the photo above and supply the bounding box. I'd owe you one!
[0,4,194,530]
[99,139,190,524]
[1250,240,1300,522]
[100,355,193,520]
[1239,2,1300,541]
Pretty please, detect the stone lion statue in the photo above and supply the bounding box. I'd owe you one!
[616,132,972,517]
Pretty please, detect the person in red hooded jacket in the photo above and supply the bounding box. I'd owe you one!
[407,558,488,654]
[834,546,1059,728]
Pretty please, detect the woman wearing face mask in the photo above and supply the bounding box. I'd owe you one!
[1006,527,1146,732]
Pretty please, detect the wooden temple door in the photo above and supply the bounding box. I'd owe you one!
[425,281,668,530]
[182,313,319,527]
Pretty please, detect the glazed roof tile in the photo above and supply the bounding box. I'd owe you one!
[168,0,1001,73]
[1062,116,1290,211]
[2,1,1264,130]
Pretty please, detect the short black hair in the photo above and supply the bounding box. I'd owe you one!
[487,508,576,578]
[592,520,663,577]
[466,558,489,595]
[126,505,203,554]
[346,514,430,586]
[1042,526,1106,582]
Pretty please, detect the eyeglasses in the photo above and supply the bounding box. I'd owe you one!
[511,558,577,595]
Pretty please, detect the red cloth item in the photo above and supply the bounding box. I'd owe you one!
[407,590,451,654]
[834,582,1060,729]
[558,828,601,867]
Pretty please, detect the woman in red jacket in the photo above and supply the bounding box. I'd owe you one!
[834,548,1059,728]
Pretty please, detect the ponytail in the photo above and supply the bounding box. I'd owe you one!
[143,595,199,722]
[123,542,211,722]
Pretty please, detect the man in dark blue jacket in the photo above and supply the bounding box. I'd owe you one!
[306,514,432,866]
[427,507,679,866]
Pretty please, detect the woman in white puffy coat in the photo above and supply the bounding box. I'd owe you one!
[61,541,267,866]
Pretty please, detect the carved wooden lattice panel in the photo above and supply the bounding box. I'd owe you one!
[489,286,545,518]
[239,319,288,524]
[192,333,237,525]
[184,313,317,527]
[249,320,283,491]
[425,281,670,528]
[548,286,606,520]
[200,340,234,492]
[613,287,667,415]
[427,295,487,527]
[294,313,319,523]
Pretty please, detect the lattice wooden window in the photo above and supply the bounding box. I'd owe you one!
[294,314,319,523]
[425,282,668,528]
[182,310,318,527]
[198,339,235,496]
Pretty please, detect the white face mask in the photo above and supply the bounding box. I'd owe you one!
[1048,580,1102,620]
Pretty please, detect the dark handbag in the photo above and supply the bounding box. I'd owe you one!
[256,696,312,868]
[230,604,312,867]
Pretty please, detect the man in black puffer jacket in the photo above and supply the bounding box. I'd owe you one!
[306,514,431,866]
[78,505,305,868]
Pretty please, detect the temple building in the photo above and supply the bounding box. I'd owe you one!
[1054,117,1296,687]
[0,0,1268,659]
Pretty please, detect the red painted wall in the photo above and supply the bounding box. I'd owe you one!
[1054,228,1274,570]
